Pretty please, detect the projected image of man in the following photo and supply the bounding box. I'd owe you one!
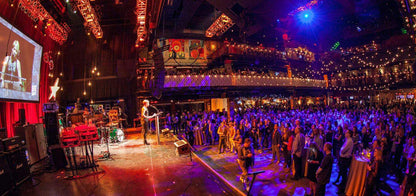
[1,40,24,91]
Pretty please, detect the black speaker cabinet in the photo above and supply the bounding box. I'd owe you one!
[49,146,67,170]
[18,108,26,124]
[44,112,59,146]
[0,153,13,195]
[5,148,30,186]
[174,140,190,155]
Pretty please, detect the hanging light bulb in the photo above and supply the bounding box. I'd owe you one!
[97,72,100,76]
[83,91,86,95]
[88,81,92,86]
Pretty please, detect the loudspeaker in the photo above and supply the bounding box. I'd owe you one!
[18,109,26,124]
[174,140,190,155]
[44,112,59,146]
[0,128,6,139]
[0,153,13,195]
[49,146,67,170]
[6,148,30,186]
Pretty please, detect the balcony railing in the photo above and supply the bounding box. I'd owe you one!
[164,75,326,89]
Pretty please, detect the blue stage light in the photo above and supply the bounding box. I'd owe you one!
[298,10,314,24]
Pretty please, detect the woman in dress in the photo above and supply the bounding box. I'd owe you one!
[306,142,323,196]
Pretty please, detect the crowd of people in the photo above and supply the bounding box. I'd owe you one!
[163,100,416,195]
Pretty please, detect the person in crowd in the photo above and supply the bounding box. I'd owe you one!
[282,127,293,171]
[237,138,254,184]
[173,114,179,135]
[352,126,361,155]
[316,142,334,196]
[218,119,228,154]
[336,129,353,193]
[307,142,323,196]
[310,124,324,151]
[208,119,215,145]
[334,126,344,160]
[228,121,237,153]
[365,141,383,196]
[271,123,282,164]
[292,126,305,180]
[185,120,195,146]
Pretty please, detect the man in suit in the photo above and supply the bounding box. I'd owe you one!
[292,126,305,180]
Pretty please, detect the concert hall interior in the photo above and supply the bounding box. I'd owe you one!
[2,0,416,195]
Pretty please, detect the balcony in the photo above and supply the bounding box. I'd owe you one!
[164,75,326,89]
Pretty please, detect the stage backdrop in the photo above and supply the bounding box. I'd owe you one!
[0,1,56,137]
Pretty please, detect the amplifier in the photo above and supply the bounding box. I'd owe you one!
[0,153,13,195]
[5,147,30,186]
[2,136,25,152]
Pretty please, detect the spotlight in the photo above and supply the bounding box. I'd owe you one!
[298,10,314,24]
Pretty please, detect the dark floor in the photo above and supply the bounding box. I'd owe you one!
[10,134,235,196]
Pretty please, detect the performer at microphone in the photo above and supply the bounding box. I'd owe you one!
[141,99,157,145]
[1,40,23,91]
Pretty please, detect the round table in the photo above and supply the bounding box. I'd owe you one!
[345,156,369,196]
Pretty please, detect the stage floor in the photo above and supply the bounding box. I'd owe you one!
[10,132,402,196]
[13,134,235,196]
[193,144,401,196]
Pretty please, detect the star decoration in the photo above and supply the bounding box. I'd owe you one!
[49,78,60,100]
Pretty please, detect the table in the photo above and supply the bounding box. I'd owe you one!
[345,156,369,196]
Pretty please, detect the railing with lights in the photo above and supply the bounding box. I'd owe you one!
[18,0,70,44]
[205,13,234,38]
[73,0,103,38]
[210,43,315,62]
[135,0,147,46]
[164,75,326,89]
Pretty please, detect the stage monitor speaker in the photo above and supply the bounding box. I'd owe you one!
[6,148,30,186]
[0,153,13,195]
[18,109,26,125]
[174,140,190,155]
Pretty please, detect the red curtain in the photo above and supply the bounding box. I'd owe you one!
[0,1,56,137]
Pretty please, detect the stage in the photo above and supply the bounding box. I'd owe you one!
[13,133,235,196]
